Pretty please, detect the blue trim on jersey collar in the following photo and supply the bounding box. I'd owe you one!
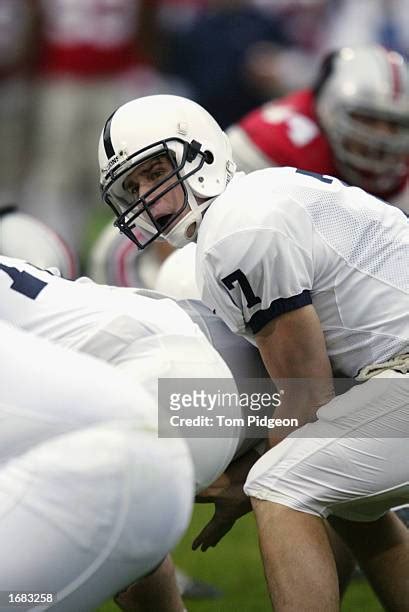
[248,290,312,334]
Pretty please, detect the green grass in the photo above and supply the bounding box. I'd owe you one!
[97,505,383,612]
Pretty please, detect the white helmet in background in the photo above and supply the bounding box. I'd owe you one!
[88,221,166,289]
[0,206,77,279]
[154,243,200,299]
[315,45,409,193]
[98,95,236,249]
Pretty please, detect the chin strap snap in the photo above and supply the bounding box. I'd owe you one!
[186,140,202,162]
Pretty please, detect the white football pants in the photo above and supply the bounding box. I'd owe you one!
[0,322,193,611]
[245,371,409,521]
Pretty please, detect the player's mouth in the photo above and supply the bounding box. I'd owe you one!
[155,213,175,230]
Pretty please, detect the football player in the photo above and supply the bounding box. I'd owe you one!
[0,255,286,610]
[0,320,193,612]
[98,93,409,611]
[0,257,359,608]
[89,44,409,291]
[0,205,218,599]
[0,255,245,493]
[227,44,409,212]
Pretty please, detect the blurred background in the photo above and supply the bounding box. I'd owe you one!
[4,0,408,260]
[2,2,408,610]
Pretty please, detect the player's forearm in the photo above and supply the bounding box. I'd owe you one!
[266,377,334,447]
[255,306,334,446]
[261,339,334,446]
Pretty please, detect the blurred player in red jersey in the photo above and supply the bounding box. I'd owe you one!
[227,45,409,213]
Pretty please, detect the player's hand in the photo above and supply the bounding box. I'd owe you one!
[192,450,259,551]
[192,510,236,551]
[192,494,251,551]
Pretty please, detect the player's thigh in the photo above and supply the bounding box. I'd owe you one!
[245,372,409,520]
[0,422,193,612]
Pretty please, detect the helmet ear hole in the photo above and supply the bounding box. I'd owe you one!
[204,150,214,164]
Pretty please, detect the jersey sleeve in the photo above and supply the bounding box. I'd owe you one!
[200,222,314,337]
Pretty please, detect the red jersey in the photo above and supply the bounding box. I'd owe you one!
[37,0,149,77]
[227,89,409,205]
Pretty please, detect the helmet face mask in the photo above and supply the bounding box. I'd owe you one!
[102,138,208,249]
[315,46,409,193]
[99,95,236,249]
[329,108,409,190]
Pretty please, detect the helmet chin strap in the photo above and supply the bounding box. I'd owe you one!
[163,214,199,247]
[162,186,213,248]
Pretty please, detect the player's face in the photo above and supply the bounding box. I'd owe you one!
[122,155,186,231]
[344,113,408,167]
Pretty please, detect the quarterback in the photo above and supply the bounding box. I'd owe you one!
[98,93,409,610]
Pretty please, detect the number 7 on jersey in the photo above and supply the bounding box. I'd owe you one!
[221,269,261,308]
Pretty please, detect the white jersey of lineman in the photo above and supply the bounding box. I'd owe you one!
[0,257,242,491]
[196,168,409,378]
[0,255,203,351]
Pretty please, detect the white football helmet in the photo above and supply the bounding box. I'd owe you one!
[88,221,166,289]
[154,243,200,299]
[0,206,77,279]
[98,95,236,249]
[315,45,409,193]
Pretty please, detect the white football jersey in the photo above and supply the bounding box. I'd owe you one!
[0,257,245,491]
[0,256,203,356]
[196,168,409,377]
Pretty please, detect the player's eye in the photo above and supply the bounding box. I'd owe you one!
[149,167,166,182]
[123,180,139,197]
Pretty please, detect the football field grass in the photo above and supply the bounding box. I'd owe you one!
[97,505,383,612]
